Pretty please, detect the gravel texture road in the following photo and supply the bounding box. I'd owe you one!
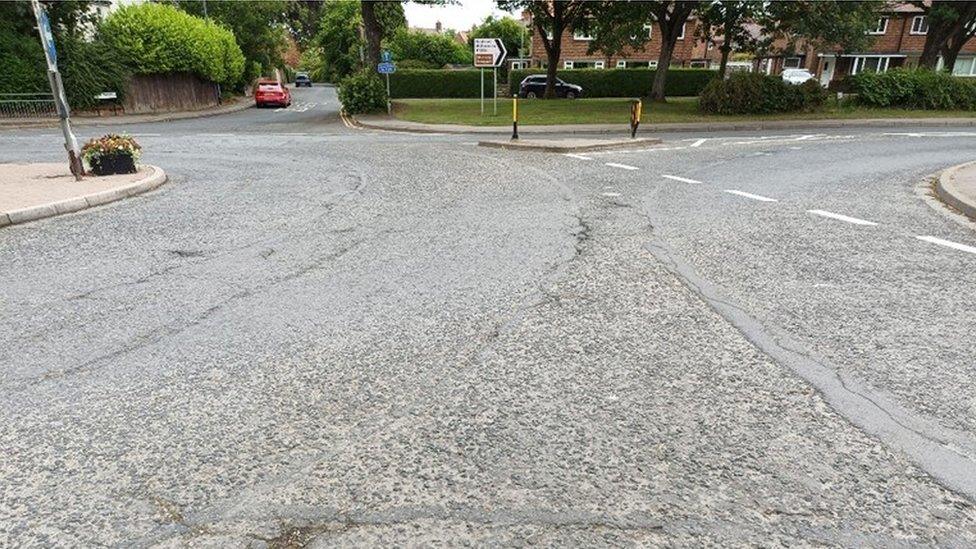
[2,86,975,546]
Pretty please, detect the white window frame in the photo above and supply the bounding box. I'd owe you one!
[573,28,593,41]
[951,55,976,77]
[869,16,888,35]
[563,60,574,69]
[689,60,708,69]
[676,23,685,40]
[850,55,894,75]
[630,23,653,41]
[911,15,928,35]
[594,60,605,69]
[783,57,802,69]
[616,60,627,68]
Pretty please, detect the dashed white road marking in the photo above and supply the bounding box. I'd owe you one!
[807,209,878,226]
[565,153,592,160]
[661,174,702,184]
[690,138,707,147]
[605,162,639,170]
[602,192,621,197]
[723,189,778,202]
[915,236,976,256]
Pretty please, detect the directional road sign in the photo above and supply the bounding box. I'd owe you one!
[377,62,396,74]
[381,50,393,63]
[473,38,506,68]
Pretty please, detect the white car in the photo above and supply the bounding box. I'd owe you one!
[782,68,815,85]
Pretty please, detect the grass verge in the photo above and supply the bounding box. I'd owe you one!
[392,97,976,126]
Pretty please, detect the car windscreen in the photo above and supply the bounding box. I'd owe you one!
[258,84,281,91]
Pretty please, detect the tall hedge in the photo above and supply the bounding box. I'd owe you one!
[100,3,245,86]
[699,72,828,114]
[848,69,976,110]
[508,68,716,97]
[388,69,490,98]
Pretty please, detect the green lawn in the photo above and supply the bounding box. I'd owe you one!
[392,97,976,126]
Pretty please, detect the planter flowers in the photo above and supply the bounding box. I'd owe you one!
[81,133,142,176]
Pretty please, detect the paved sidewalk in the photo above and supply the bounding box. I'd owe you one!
[937,161,976,220]
[354,113,976,135]
[0,98,252,130]
[0,163,166,227]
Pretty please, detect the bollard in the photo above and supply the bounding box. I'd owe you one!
[630,99,642,139]
[512,96,519,140]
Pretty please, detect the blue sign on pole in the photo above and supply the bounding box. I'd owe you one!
[381,50,393,63]
[377,62,396,74]
[39,10,57,68]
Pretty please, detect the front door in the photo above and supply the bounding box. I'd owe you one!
[820,59,834,87]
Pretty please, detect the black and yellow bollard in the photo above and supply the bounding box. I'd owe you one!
[630,99,642,139]
[512,96,519,140]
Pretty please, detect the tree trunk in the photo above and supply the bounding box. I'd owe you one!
[718,46,731,79]
[650,46,674,101]
[649,2,696,102]
[360,1,382,68]
[920,26,951,68]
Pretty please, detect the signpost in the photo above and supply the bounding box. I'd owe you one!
[377,50,395,115]
[473,38,506,116]
[31,0,83,180]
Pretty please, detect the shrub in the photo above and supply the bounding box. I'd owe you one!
[60,37,130,110]
[338,70,387,113]
[849,68,976,110]
[386,28,472,68]
[388,69,489,98]
[699,72,825,114]
[507,68,716,97]
[101,3,245,86]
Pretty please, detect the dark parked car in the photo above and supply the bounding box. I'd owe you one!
[294,72,312,87]
[518,75,583,99]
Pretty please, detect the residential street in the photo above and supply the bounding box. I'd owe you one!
[2,85,976,546]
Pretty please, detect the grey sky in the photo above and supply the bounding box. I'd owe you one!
[403,0,518,32]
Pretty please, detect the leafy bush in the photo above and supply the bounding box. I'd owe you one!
[338,70,387,113]
[100,3,245,86]
[0,20,47,96]
[848,68,976,110]
[699,72,825,114]
[508,68,716,97]
[386,28,472,68]
[388,69,489,98]
[60,36,130,110]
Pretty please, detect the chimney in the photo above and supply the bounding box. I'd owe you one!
[435,20,442,33]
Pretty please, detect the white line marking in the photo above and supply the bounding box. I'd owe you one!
[915,236,976,255]
[605,162,639,170]
[723,189,778,202]
[602,192,621,197]
[690,138,707,147]
[807,209,878,226]
[795,134,823,141]
[565,153,592,160]
[661,174,702,184]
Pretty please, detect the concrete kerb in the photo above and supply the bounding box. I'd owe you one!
[478,137,663,153]
[936,160,976,221]
[351,114,976,135]
[0,165,167,228]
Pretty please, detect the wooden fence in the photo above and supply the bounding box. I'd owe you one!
[122,73,219,114]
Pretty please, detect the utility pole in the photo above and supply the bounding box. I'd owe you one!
[31,0,83,180]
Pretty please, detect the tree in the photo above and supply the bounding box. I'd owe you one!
[285,0,325,49]
[360,1,407,67]
[695,1,763,79]
[316,0,362,82]
[387,28,472,67]
[915,1,976,71]
[498,0,588,98]
[763,0,883,55]
[469,15,529,60]
[587,1,698,102]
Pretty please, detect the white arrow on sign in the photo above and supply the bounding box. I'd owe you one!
[473,38,507,68]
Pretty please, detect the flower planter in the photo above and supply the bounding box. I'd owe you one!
[89,154,137,176]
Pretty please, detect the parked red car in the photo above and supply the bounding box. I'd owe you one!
[254,80,291,108]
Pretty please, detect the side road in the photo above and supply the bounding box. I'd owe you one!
[0,99,252,130]
[0,163,166,227]
[938,161,976,221]
[352,113,976,135]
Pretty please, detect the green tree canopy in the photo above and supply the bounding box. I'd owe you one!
[315,0,363,82]
[386,28,472,67]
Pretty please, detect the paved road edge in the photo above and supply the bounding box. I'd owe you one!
[936,161,976,221]
[0,101,253,130]
[0,165,167,228]
[352,114,976,135]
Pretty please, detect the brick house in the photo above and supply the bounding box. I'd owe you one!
[524,2,976,84]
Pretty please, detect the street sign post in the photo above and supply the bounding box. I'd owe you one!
[31,0,83,180]
[377,54,396,115]
[473,38,506,116]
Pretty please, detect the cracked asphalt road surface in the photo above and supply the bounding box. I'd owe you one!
[2,86,976,546]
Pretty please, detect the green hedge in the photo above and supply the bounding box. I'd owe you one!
[100,3,245,86]
[388,69,490,98]
[338,70,388,113]
[508,68,717,97]
[698,72,828,114]
[848,68,976,110]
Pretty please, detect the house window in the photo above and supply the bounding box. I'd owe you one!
[616,60,657,69]
[564,60,603,69]
[616,60,626,68]
[573,27,594,41]
[869,16,888,35]
[689,60,708,68]
[510,60,527,70]
[953,56,976,77]
[630,24,653,41]
[851,56,892,74]
[677,23,685,40]
[594,60,605,69]
[563,60,574,69]
[911,16,928,35]
[783,57,802,68]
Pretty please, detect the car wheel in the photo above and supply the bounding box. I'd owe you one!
[566,91,577,99]
[526,91,537,99]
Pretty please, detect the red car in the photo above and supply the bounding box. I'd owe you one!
[254,80,291,108]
